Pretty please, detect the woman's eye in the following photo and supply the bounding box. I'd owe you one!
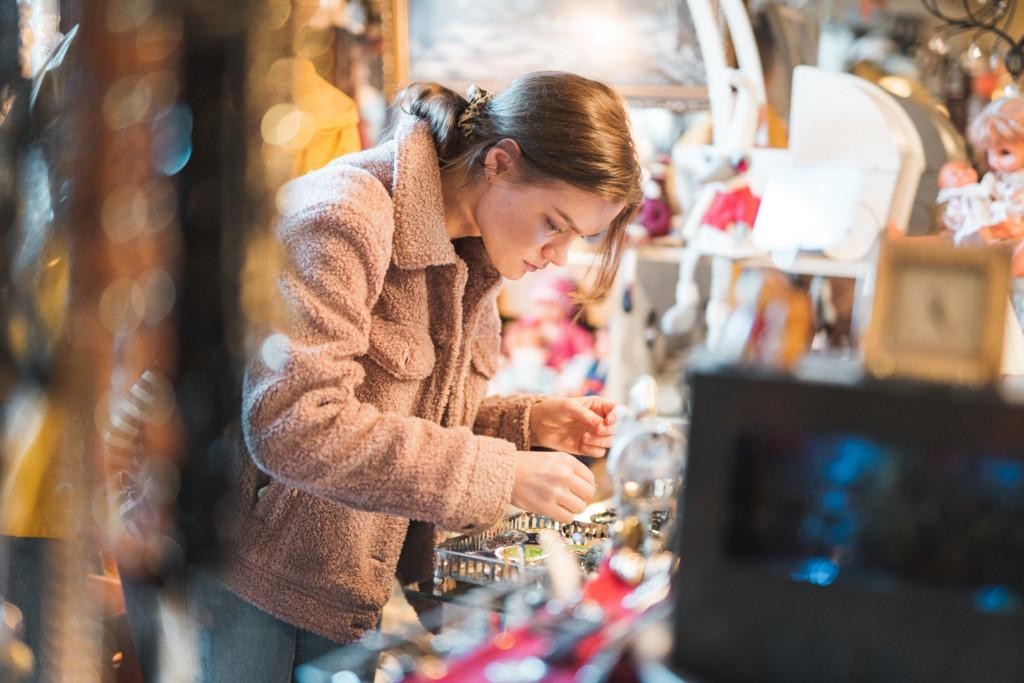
[547,219,562,232]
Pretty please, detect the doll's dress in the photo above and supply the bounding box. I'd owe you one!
[937,179,994,244]
[701,175,761,236]
[986,170,1024,223]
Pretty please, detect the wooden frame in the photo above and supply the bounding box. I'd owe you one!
[381,0,408,103]
[382,0,708,109]
[864,239,1010,386]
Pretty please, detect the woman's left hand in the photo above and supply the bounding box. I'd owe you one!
[529,396,618,457]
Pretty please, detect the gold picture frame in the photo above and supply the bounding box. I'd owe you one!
[381,0,709,109]
[864,240,1011,386]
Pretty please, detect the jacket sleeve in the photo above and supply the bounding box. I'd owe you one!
[243,170,516,533]
[473,394,544,450]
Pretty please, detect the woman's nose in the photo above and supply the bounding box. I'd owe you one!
[542,238,570,267]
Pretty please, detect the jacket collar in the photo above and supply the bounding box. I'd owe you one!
[388,114,458,270]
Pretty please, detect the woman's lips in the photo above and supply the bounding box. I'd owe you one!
[523,260,540,272]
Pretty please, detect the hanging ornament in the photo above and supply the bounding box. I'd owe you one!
[928,35,949,55]
[923,0,1024,82]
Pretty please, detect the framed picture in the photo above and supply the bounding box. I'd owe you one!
[864,240,1011,386]
[382,0,708,109]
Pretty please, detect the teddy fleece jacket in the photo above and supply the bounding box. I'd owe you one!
[226,113,540,642]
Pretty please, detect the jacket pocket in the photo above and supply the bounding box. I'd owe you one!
[464,333,499,426]
[367,318,436,380]
[469,332,499,379]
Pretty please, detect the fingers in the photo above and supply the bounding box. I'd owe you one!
[574,431,611,458]
[567,469,596,502]
[510,451,596,525]
[582,396,618,420]
[559,458,596,522]
[575,399,618,435]
[553,455,593,503]
[549,504,577,525]
[582,433,613,449]
[570,457,596,486]
[557,491,587,517]
[564,399,604,429]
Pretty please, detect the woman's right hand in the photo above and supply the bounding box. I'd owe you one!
[510,451,596,524]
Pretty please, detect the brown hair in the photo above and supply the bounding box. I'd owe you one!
[968,96,1024,166]
[392,71,642,302]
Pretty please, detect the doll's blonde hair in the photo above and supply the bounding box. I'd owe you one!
[968,97,1024,160]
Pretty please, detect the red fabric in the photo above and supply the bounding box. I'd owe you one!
[701,184,761,232]
[403,560,642,683]
[505,317,595,370]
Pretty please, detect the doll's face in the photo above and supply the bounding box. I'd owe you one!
[939,162,978,188]
[987,140,1024,173]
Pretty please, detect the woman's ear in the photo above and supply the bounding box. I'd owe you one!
[484,138,522,180]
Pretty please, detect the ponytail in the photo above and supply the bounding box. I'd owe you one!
[386,82,470,165]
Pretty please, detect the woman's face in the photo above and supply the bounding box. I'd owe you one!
[469,146,625,280]
[987,140,1024,173]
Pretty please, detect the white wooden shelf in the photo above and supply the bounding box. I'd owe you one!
[569,242,870,279]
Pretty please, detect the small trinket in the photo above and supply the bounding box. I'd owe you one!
[609,548,647,585]
[590,509,617,525]
[483,529,528,551]
[494,544,548,566]
[611,516,644,551]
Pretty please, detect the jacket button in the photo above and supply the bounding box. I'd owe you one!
[256,485,269,499]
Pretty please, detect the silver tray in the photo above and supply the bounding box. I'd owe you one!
[433,512,609,586]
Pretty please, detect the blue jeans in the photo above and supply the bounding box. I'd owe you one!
[189,573,377,682]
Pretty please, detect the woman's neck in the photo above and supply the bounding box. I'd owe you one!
[440,170,483,239]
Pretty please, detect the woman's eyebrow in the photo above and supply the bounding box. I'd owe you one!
[554,207,585,236]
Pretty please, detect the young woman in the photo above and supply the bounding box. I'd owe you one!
[194,71,643,681]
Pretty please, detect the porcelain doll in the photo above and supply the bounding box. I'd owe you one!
[968,96,1024,239]
[936,160,994,245]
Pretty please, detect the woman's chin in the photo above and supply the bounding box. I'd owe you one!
[497,263,527,279]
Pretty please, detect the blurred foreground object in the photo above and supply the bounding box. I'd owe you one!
[674,367,1024,682]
